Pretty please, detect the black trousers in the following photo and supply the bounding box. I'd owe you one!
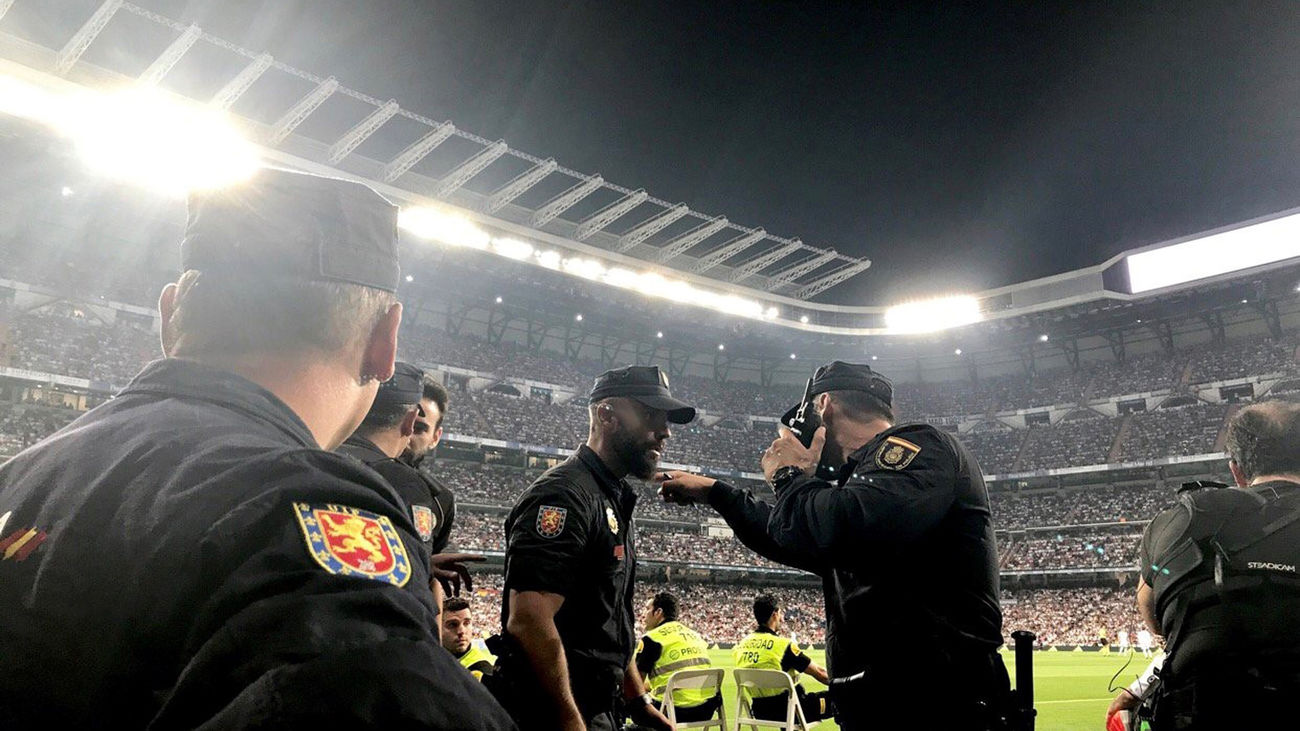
[749,685,833,723]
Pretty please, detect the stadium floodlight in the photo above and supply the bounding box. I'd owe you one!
[1125,211,1300,293]
[561,256,607,281]
[491,237,534,261]
[536,250,562,270]
[398,207,490,249]
[800,315,809,324]
[656,331,663,338]
[62,87,258,195]
[884,295,983,334]
[0,77,259,195]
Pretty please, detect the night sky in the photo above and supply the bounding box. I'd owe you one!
[24,1,1300,304]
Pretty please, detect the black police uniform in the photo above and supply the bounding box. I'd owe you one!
[1139,480,1300,729]
[497,366,694,731]
[498,445,638,730]
[338,362,456,555]
[0,168,514,729]
[705,362,1005,731]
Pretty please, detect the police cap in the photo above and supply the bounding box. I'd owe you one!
[807,360,893,408]
[781,360,894,425]
[180,167,401,292]
[372,361,424,408]
[590,365,696,424]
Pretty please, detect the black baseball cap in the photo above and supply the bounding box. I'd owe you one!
[180,167,401,292]
[590,365,696,424]
[372,361,424,408]
[782,360,893,423]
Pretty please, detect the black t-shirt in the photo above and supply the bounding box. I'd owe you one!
[501,445,638,719]
[0,359,513,729]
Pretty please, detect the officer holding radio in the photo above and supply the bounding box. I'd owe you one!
[656,360,1008,731]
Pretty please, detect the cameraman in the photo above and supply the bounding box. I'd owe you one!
[1137,400,1300,729]
[657,361,1006,731]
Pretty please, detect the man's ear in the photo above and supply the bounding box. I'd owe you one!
[399,406,419,438]
[430,425,443,449]
[362,302,402,383]
[1229,458,1250,488]
[158,282,179,357]
[816,392,833,421]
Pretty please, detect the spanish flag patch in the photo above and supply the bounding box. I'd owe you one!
[875,435,921,471]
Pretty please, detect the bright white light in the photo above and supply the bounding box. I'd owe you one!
[65,88,257,195]
[1241,299,1248,304]
[536,250,562,269]
[398,208,490,249]
[492,237,534,260]
[562,257,606,281]
[718,343,725,351]
[871,355,878,361]
[656,331,663,338]
[575,313,583,321]
[0,77,259,195]
[764,306,780,319]
[495,296,503,303]
[1038,334,1049,342]
[405,275,414,282]
[1126,211,1300,293]
[60,186,74,197]
[884,295,982,334]
[954,348,963,355]
[789,353,797,359]
[800,315,809,324]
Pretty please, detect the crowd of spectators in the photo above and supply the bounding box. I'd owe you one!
[0,402,77,458]
[1000,530,1143,570]
[460,572,828,644]
[450,511,785,570]
[1016,415,1119,472]
[2,306,156,385]
[1118,401,1229,462]
[2,297,1295,486]
[435,570,1148,649]
[1001,587,1148,648]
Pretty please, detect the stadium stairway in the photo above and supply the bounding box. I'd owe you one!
[1107,415,1134,463]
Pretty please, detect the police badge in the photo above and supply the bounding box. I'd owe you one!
[606,506,619,534]
[536,505,567,538]
[875,435,921,471]
[411,504,435,543]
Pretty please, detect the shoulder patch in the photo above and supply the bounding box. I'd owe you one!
[411,504,435,543]
[294,503,411,587]
[875,435,921,471]
[536,505,568,538]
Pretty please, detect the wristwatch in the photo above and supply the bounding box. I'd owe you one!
[769,465,805,490]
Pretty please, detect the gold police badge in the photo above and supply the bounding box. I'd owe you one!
[606,506,620,534]
[875,435,921,471]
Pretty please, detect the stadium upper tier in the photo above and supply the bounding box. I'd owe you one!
[0,296,1295,477]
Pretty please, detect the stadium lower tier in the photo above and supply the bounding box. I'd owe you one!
[455,574,1147,650]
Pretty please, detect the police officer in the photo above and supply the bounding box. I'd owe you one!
[0,168,513,729]
[657,360,1007,731]
[734,594,833,723]
[1137,400,1300,729]
[443,595,498,681]
[402,372,456,553]
[498,365,694,731]
[338,361,434,548]
[339,363,479,599]
[635,592,720,722]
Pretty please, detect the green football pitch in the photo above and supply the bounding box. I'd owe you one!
[701,647,1144,731]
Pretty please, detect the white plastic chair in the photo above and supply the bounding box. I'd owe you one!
[733,668,821,731]
[661,667,727,731]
